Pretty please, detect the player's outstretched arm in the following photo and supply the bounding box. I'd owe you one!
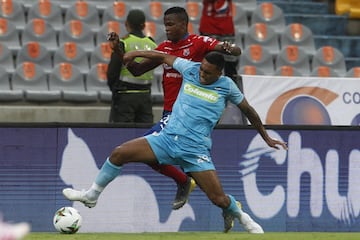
[124,50,177,68]
[238,98,288,150]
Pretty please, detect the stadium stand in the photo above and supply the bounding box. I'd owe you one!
[16,42,53,74]
[49,62,98,103]
[0,0,358,123]
[280,23,316,57]
[0,18,21,53]
[238,65,266,76]
[250,2,286,35]
[239,44,275,75]
[22,18,58,52]
[310,66,340,78]
[232,2,249,40]
[276,45,311,76]
[143,1,172,23]
[27,0,64,32]
[186,1,202,23]
[0,42,15,74]
[144,21,166,43]
[54,42,90,75]
[64,1,101,33]
[0,0,26,31]
[86,63,111,103]
[237,0,257,17]
[188,22,200,35]
[90,42,112,66]
[312,45,347,77]
[274,65,303,77]
[345,66,360,78]
[102,1,132,24]
[244,23,280,57]
[58,20,96,53]
[284,14,348,36]
[0,65,23,102]
[12,62,60,102]
[96,21,127,44]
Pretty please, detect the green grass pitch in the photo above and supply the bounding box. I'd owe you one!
[24,232,360,240]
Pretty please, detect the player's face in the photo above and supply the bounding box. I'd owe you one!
[163,13,187,42]
[199,59,222,85]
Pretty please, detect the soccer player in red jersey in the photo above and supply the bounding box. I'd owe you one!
[108,6,241,210]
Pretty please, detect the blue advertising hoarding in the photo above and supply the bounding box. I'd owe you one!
[0,126,359,232]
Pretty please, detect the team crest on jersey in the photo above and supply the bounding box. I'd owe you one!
[183,48,190,56]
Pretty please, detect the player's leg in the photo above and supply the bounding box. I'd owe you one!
[63,137,158,207]
[191,170,264,234]
[144,112,196,210]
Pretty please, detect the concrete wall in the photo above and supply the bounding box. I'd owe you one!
[0,104,163,123]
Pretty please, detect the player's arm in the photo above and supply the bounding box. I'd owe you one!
[126,58,162,76]
[214,41,242,56]
[237,98,288,150]
[106,32,124,91]
[124,50,177,68]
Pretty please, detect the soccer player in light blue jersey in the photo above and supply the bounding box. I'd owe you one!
[63,50,288,234]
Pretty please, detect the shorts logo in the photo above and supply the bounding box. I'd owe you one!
[266,87,338,124]
[197,155,210,163]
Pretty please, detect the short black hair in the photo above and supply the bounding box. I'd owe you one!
[164,7,189,24]
[205,52,225,71]
[127,9,146,31]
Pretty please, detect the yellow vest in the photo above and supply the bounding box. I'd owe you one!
[120,34,157,84]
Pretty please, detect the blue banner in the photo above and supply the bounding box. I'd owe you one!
[0,126,359,232]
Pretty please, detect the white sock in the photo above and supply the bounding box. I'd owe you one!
[85,183,103,201]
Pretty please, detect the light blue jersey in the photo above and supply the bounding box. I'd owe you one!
[163,58,244,148]
[145,57,244,172]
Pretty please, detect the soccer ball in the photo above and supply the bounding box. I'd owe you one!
[53,207,82,234]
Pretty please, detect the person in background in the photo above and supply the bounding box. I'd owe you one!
[107,9,157,123]
[199,0,239,80]
[63,50,288,233]
[0,217,30,240]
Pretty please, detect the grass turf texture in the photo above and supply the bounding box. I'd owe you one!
[24,232,360,240]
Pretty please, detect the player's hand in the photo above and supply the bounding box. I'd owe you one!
[266,137,288,150]
[107,32,120,50]
[221,41,236,54]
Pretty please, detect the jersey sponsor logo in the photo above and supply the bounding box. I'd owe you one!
[165,72,182,78]
[184,83,219,103]
[183,48,190,56]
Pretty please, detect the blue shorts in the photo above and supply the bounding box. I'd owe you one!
[145,132,215,173]
[143,111,171,136]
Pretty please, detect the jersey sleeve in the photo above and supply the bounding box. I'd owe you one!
[228,78,244,106]
[197,35,220,52]
[172,57,195,75]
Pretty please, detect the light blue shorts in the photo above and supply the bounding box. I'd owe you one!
[145,132,215,173]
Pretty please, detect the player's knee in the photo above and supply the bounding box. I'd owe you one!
[109,145,126,165]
